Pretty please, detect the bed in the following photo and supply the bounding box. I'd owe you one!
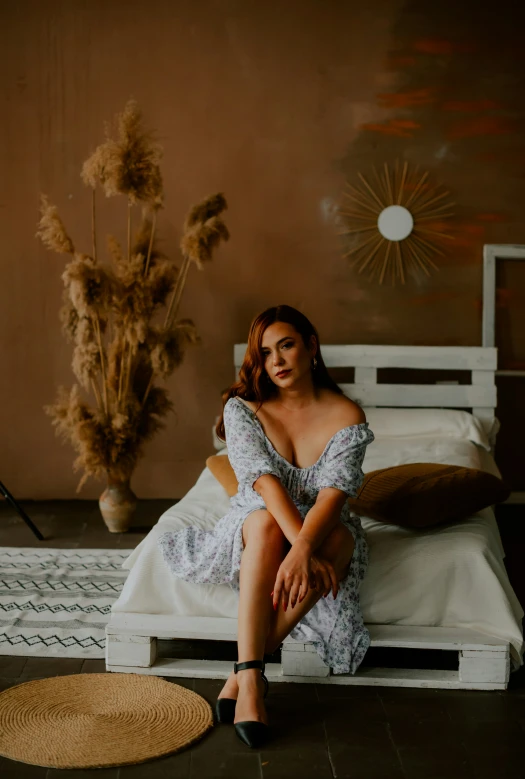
[106,344,524,690]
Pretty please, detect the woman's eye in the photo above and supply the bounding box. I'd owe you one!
[263,342,292,356]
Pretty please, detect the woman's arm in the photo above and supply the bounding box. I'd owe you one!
[255,477,346,551]
[253,474,303,544]
[256,477,343,605]
[296,488,348,553]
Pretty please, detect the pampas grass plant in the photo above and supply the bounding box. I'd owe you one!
[36,100,229,519]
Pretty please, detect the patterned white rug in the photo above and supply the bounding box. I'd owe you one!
[0,547,131,659]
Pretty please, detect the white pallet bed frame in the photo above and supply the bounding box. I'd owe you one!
[106,341,514,690]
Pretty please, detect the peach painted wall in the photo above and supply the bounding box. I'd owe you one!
[1,0,525,500]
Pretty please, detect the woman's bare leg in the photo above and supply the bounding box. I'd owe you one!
[217,509,287,725]
[264,522,355,654]
[217,517,354,721]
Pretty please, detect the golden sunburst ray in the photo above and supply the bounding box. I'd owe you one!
[342,231,380,259]
[356,237,385,274]
[339,159,454,285]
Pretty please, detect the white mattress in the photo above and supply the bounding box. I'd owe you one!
[112,435,525,672]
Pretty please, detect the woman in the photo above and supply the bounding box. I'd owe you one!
[157,305,375,748]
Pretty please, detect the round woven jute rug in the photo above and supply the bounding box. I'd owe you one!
[0,673,213,769]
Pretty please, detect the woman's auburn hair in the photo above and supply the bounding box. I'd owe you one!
[215,304,346,442]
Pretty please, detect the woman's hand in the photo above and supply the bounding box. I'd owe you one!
[309,555,339,601]
[272,537,312,611]
[272,538,339,610]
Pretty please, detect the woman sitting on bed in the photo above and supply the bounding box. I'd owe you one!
[157,304,375,748]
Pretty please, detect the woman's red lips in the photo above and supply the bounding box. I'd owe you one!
[276,370,290,377]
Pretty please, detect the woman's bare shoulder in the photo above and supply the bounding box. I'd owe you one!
[323,391,366,425]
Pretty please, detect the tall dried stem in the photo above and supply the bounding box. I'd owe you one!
[127,200,132,263]
[91,378,103,411]
[144,210,157,277]
[164,254,190,329]
[117,200,133,409]
[92,315,108,415]
[91,190,97,261]
[89,193,108,414]
[140,373,154,409]
[117,342,125,405]
[123,344,134,403]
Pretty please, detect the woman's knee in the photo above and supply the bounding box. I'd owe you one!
[242,509,286,550]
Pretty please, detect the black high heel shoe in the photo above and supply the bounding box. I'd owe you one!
[214,695,237,724]
[233,659,270,748]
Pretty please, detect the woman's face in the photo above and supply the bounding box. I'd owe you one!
[260,322,315,386]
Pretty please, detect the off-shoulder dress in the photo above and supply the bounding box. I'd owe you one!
[158,395,375,675]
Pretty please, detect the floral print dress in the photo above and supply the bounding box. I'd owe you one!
[157,395,375,675]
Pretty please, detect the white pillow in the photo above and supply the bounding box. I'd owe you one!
[211,407,499,453]
[212,416,226,451]
[361,407,499,452]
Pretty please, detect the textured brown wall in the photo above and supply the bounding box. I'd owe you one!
[1,0,525,500]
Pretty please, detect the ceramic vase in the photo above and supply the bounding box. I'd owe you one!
[99,475,137,533]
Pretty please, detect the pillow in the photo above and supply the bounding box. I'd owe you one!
[206,454,238,497]
[212,416,226,452]
[347,463,510,528]
[358,407,498,451]
[214,407,499,452]
[206,455,510,529]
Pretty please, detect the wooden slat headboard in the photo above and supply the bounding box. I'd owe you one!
[234,343,498,445]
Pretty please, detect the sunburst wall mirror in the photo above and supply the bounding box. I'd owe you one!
[339,161,454,285]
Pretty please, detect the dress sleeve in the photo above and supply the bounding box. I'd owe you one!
[316,424,375,498]
[223,398,282,491]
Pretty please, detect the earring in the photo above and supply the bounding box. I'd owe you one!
[312,357,318,370]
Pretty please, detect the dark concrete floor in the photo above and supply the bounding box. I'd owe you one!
[0,498,524,778]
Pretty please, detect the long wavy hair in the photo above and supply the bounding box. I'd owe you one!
[215,304,345,442]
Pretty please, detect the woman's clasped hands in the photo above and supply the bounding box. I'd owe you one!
[271,536,338,612]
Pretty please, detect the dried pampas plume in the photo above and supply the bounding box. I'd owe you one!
[181,193,229,270]
[37,100,229,493]
[36,195,75,254]
[81,99,164,207]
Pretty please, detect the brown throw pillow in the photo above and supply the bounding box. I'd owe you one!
[206,455,510,529]
[206,455,239,497]
[347,463,511,528]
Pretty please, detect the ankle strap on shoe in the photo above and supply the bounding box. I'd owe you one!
[234,660,265,673]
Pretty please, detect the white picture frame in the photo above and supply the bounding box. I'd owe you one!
[483,244,525,504]
[483,243,525,359]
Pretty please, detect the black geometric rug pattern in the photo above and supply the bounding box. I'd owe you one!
[0,548,131,658]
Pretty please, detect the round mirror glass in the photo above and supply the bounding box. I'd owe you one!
[377,205,414,241]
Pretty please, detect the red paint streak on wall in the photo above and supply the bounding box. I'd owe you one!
[407,291,457,305]
[442,100,502,112]
[360,119,420,137]
[414,220,453,234]
[463,224,486,235]
[476,151,500,162]
[447,117,514,139]
[377,88,435,108]
[414,39,476,55]
[403,181,432,193]
[476,213,508,223]
[387,55,416,68]
[447,222,486,248]
[477,149,525,164]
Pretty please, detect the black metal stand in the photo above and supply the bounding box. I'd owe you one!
[0,480,44,541]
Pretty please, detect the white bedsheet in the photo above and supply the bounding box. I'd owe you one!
[112,435,524,672]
